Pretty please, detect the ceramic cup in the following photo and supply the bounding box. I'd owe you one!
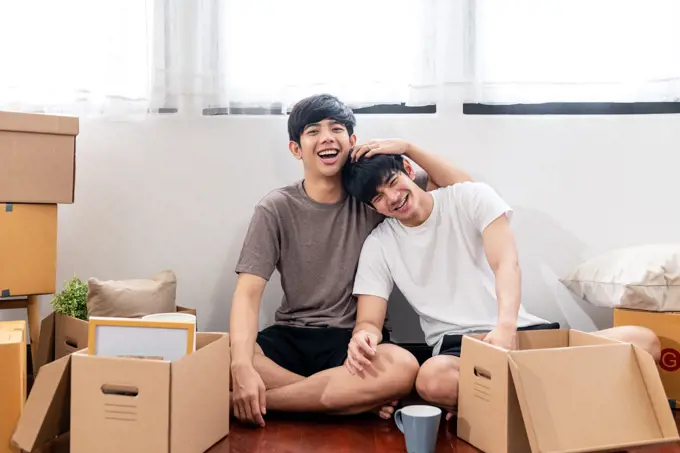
[141,312,197,351]
[394,405,442,453]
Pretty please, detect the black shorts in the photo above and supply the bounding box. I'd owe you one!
[438,322,561,357]
[256,324,392,377]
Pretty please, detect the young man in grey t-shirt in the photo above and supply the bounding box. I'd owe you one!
[229,94,473,427]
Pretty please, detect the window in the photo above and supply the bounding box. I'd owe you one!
[466,0,680,113]
[0,0,151,117]
[1,1,444,117]
[157,0,442,115]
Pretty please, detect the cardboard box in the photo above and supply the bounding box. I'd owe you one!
[614,308,680,404]
[457,329,679,453]
[0,203,57,297]
[0,320,27,453]
[12,331,229,453]
[35,306,197,374]
[0,111,78,204]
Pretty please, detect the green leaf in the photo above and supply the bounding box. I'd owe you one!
[50,275,88,320]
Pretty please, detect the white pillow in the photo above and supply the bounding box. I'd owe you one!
[560,244,680,312]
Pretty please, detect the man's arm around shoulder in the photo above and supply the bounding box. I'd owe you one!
[405,143,473,190]
[351,138,472,190]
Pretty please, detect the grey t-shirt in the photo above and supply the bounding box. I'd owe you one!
[235,172,428,329]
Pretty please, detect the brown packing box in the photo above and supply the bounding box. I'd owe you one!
[12,331,229,453]
[0,110,78,204]
[35,306,198,374]
[0,321,27,453]
[614,308,680,404]
[457,329,680,453]
[0,203,57,297]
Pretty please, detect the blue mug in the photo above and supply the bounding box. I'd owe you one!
[394,405,442,453]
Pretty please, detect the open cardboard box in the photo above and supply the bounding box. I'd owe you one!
[457,329,680,453]
[12,331,229,453]
[35,306,197,373]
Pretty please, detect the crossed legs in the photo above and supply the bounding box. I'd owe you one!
[412,325,661,419]
[249,342,419,417]
[236,325,660,423]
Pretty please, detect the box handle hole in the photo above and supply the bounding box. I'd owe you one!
[65,339,78,348]
[101,384,139,397]
[474,366,492,380]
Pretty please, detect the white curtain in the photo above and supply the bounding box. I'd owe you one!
[469,0,680,104]
[0,0,153,117]
[0,0,456,117]
[1,0,679,117]
[153,0,457,115]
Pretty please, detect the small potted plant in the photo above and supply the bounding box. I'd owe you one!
[50,275,88,320]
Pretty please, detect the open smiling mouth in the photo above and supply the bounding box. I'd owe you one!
[318,149,340,164]
[392,194,409,212]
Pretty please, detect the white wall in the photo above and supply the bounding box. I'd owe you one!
[3,109,680,343]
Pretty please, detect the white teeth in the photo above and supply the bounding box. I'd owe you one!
[394,195,407,211]
[318,150,338,157]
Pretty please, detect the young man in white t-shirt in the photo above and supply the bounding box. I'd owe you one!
[341,152,662,419]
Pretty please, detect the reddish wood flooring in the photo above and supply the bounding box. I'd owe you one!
[210,410,680,453]
[27,409,680,452]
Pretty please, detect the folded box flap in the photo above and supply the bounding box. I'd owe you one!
[633,345,680,439]
[35,313,56,373]
[507,343,678,453]
[11,354,71,452]
[0,110,79,136]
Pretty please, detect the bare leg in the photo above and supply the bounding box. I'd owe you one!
[232,344,401,420]
[264,344,419,416]
[229,343,304,392]
[415,355,460,421]
[253,343,306,389]
[592,325,661,362]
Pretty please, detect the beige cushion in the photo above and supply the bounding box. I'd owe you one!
[86,270,177,318]
[560,244,680,312]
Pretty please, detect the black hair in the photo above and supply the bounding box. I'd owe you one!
[287,94,356,144]
[342,154,407,206]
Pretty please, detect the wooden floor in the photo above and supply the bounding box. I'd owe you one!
[27,409,680,453]
[210,410,680,453]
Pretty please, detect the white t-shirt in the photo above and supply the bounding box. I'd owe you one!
[353,181,549,355]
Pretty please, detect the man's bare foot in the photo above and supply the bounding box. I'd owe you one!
[372,400,399,420]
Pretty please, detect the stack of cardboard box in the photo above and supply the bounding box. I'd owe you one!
[0,110,78,453]
[0,110,77,299]
[614,308,680,409]
[0,109,78,365]
[0,111,231,452]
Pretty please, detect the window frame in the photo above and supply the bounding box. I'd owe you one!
[463,2,680,116]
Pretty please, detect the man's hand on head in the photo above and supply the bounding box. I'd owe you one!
[482,324,517,351]
[350,139,411,162]
[345,329,379,375]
